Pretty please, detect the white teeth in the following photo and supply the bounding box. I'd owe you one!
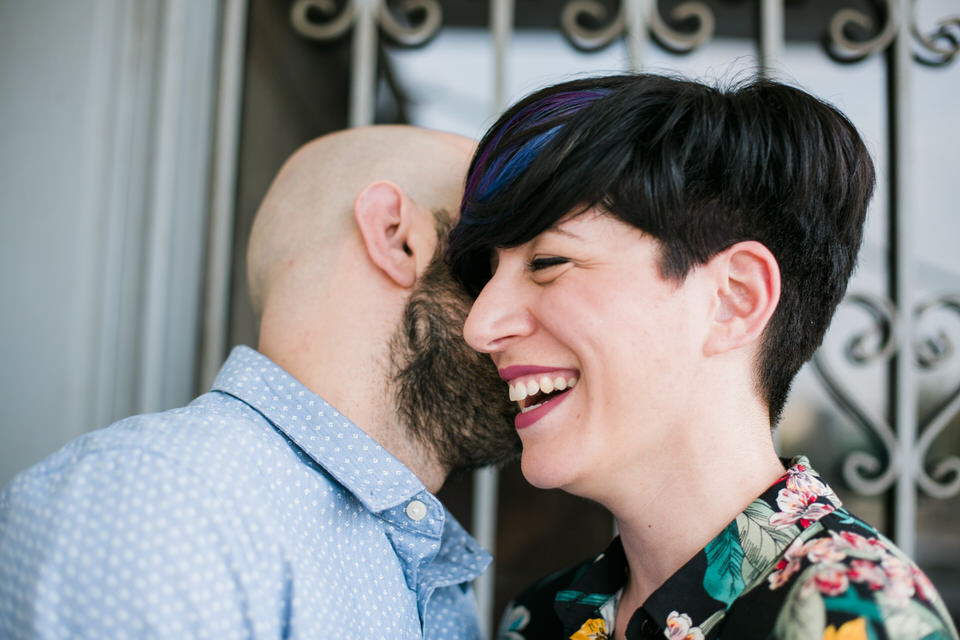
[509,374,579,409]
[521,401,545,414]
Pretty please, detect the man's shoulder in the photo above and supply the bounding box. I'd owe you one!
[0,391,323,526]
[9,393,263,481]
[0,394,309,639]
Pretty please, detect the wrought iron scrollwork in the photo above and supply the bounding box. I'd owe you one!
[560,0,714,54]
[379,0,442,47]
[811,294,900,495]
[291,0,356,41]
[290,0,442,46]
[826,0,899,62]
[824,0,958,66]
[561,0,626,51]
[912,0,960,66]
[649,0,715,53]
[912,295,960,498]
[812,293,960,500]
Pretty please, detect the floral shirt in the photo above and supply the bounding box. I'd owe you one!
[498,457,958,640]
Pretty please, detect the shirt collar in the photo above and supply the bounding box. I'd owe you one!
[553,537,629,637]
[211,346,428,515]
[643,455,842,632]
[554,456,841,637]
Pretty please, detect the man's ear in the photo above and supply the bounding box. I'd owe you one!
[704,241,781,356]
[353,180,418,288]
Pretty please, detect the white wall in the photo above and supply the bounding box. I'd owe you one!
[0,0,222,486]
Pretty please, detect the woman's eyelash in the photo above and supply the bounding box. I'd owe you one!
[528,256,569,271]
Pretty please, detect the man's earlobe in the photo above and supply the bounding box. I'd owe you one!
[704,241,781,356]
[354,180,417,288]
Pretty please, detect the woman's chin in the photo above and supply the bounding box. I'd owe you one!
[519,449,575,491]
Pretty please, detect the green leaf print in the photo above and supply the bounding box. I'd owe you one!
[736,503,798,583]
[698,610,727,636]
[704,521,746,606]
[880,595,953,640]
[832,508,874,532]
[822,588,883,622]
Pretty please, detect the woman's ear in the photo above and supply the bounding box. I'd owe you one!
[353,180,417,288]
[704,241,781,356]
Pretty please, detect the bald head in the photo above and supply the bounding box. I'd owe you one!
[248,125,475,317]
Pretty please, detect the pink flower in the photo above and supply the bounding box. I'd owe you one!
[769,487,837,529]
[880,555,916,608]
[834,531,877,554]
[665,611,704,640]
[768,561,800,590]
[843,548,928,609]
[882,576,916,609]
[811,564,850,597]
[768,538,807,590]
[848,559,886,590]
[782,465,842,507]
[805,538,846,565]
[766,520,939,611]
[911,565,937,603]
[882,555,911,580]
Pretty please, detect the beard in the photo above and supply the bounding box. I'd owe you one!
[389,246,521,476]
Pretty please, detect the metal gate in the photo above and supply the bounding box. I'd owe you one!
[205,0,960,634]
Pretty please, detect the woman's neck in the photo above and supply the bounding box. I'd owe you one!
[606,411,785,609]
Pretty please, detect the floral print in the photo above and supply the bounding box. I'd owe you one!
[499,603,532,640]
[822,618,868,640]
[665,611,705,640]
[768,464,841,529]
[496,456,958,640]
[570,618,609,640]
[768,529,934,610]
[768,536,810,590]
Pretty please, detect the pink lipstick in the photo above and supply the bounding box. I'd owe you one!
[515,388,572,429]
[498,365,565,381]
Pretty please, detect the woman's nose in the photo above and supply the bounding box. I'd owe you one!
[463,271,535,354]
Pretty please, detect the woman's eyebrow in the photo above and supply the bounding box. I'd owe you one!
[542,225,584,241]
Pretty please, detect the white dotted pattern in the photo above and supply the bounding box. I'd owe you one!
[0,347,490,639]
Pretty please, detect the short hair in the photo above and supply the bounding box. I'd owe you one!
[446,73,875,425]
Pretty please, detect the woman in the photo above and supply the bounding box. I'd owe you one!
[446,75,957,640]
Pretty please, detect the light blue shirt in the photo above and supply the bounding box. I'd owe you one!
[0,346,491,639]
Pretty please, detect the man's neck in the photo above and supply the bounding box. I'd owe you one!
[266,352,449,494]
[366,416,449,494]
[257,275,449,493]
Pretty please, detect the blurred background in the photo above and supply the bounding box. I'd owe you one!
[2,0,958,634]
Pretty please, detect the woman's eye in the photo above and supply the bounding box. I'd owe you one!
[528,256,569,271]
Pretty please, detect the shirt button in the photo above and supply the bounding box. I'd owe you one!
[405,500,427,521]
[639,617,660,639]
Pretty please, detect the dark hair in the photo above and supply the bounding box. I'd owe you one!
[446,73,875,425]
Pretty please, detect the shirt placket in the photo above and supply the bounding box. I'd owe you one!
[379,493,445,621]
[625,609,663,640]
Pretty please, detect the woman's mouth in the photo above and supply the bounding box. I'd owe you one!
[509,375,578,411]
[501,368,579,429]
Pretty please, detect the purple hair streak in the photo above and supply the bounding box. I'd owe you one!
[460,88,611,223]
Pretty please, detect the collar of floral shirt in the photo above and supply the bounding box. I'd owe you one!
[552,456,842,639]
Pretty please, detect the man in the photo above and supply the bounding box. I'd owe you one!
[0,125,519,639]
[445,75,958,639]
